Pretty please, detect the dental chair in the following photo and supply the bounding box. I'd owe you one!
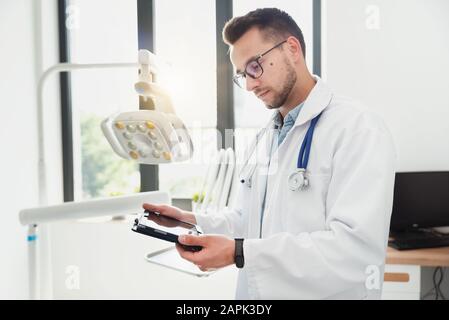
[195,148,238,214]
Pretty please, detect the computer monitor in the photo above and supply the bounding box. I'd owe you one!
[390,171,449,231]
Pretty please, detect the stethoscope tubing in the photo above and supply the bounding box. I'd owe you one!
[297,113,322,170]
[240,112,323,189]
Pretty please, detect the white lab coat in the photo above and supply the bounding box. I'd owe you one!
[195,76,396,299]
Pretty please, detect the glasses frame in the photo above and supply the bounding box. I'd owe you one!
[233,40,287,88]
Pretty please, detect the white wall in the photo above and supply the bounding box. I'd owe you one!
[323,0,449,300]
[0,0,61,299]
[323,0,449,172]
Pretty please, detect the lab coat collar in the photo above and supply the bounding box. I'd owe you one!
[264,76,332,132]
[292,75,333,128]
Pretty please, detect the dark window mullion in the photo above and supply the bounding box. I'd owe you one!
[216,0,235,150]
[137,0,159,192]
[58,0,74,202]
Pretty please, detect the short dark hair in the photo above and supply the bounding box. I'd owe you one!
[222,8,306,58]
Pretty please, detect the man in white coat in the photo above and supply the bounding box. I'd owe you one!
[143,8,396,299]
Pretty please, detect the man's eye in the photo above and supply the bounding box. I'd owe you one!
[246,61,261,76]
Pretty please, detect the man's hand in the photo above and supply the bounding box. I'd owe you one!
[142,203,196,225]
[175,234,235,271]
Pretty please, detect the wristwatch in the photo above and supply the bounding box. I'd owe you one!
[234,238,245,268]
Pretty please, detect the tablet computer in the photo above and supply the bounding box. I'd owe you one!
[131,210,203,252]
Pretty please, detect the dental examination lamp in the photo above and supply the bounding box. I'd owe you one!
[102,50,193,164]
[19,50,193,299]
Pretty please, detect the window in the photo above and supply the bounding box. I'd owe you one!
[153,0,218,199]
[66,0,140,200]
[61,1,316,202]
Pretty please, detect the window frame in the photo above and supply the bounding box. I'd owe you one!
[57,0,321,201]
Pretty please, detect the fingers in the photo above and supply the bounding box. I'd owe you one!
[176,235,206,266]
[142,203,165,213]
[142,203,181,221]
[175,244,197,261]
[175,244,208,271]
[178,234,206,246]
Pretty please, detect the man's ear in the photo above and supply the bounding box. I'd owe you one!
[286,36,303,61]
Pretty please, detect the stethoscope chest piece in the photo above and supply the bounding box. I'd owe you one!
[288,169,309,191]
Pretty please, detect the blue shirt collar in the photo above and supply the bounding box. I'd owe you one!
[273,102,304,129]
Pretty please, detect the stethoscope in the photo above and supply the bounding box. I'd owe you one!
[240,112,323,191]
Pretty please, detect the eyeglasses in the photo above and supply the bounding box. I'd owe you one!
[233,40,287,89]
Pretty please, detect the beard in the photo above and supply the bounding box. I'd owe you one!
[266,60,297,109]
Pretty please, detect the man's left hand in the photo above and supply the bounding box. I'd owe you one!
[176,234,235,272]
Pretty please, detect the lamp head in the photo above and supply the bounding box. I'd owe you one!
[102,49,193,165]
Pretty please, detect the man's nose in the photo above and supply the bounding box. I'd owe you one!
[245,76,260,92]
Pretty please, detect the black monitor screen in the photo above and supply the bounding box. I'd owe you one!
[390,172,449,231]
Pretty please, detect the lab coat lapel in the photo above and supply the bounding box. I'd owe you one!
[252,119,276,236]
[293,76,333,129]
[255,119,276,184]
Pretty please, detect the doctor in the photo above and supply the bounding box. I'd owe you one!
[143,8,396,299]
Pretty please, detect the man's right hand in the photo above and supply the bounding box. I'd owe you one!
[142,203,197,225]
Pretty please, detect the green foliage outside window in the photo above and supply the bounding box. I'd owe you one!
[81,114,139,199]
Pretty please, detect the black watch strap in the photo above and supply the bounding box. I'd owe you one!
[234,238,245,268]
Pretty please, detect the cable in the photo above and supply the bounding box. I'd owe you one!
[421,268,447,300]
[429,267,447,300]
[421,287,436,300]
[441,268,447,300]
[437,267,446,300]
[433,267,439,300]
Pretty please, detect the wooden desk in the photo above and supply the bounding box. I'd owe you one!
[384,246,449,286]
[386,246,449,267]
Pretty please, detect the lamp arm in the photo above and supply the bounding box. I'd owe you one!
[37,62,138,206]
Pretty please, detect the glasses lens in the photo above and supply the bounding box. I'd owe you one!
[246,60,262,78]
